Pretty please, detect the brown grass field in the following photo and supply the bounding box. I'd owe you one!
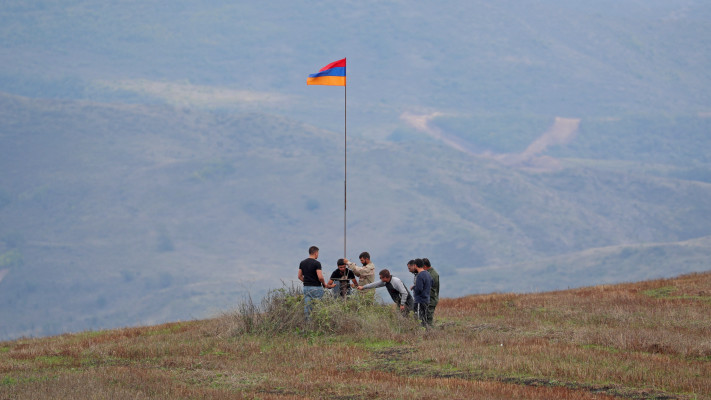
[1,271,710,399]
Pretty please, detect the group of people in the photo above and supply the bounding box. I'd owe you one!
[297,246,440,327]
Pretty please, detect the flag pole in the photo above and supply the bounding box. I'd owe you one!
[343,78,347,259]
[306,58,347,258]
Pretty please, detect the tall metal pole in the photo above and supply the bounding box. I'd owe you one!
[344,82,347,259]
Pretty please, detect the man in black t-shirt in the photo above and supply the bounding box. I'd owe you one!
[326,258,357,298]
[298,245,326,318]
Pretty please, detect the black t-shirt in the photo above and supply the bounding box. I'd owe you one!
[299,257,322,286]
[329,268,356,281]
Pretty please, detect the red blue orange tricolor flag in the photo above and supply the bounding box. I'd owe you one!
[307,58,346,86]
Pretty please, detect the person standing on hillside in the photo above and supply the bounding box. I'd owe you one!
[412,258,432,326]
[357,269,414,314]
[407,259,418,291]
[298,245,326,319]
[345,252,376,298]
[423,258,439,326]
[325,259,358,298]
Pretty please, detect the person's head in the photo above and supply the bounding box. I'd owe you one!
[337,258,347,272]
[359,251,371,265]
[414,258,424,271]
[407,260,416,274]
[423,258,431,269]
[379,269,392,283]
[309,246,319,258]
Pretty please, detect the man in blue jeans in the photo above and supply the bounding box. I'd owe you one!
[298,245,326,319]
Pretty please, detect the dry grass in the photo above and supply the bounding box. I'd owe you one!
[1,272,709,399]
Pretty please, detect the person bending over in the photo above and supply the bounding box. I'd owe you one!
[358,269,414,314]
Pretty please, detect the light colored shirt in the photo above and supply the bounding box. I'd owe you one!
[362,276,410,306]
[347,261,375,286]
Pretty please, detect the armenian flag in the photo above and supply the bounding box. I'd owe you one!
[307,58,346,86]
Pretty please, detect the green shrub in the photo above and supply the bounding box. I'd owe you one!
[223,284,421,338]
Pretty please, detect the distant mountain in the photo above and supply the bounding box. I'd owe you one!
[1,0,710,339]
[1,1,710,130]
[1,92,710,339]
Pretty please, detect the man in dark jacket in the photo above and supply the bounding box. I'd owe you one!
[423,258,439,326]
[412,258,432,326]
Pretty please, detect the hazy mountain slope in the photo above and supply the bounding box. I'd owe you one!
[1,92,711,339]
[0,0,709,127]
[1,0,710,341]
[0,94,346,338]
[447,236,711,294]
[431,114,711,167]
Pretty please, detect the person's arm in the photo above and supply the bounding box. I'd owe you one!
[316,269,326,287]
[298,269,304,282]
[358,280,385,291]
[346,261,364,276]
[326,279,336,289]
[349,271,358,287]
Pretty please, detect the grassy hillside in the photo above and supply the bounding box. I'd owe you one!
[1,271,709,399]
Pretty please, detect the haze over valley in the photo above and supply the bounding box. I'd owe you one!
[1,0,710,339]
